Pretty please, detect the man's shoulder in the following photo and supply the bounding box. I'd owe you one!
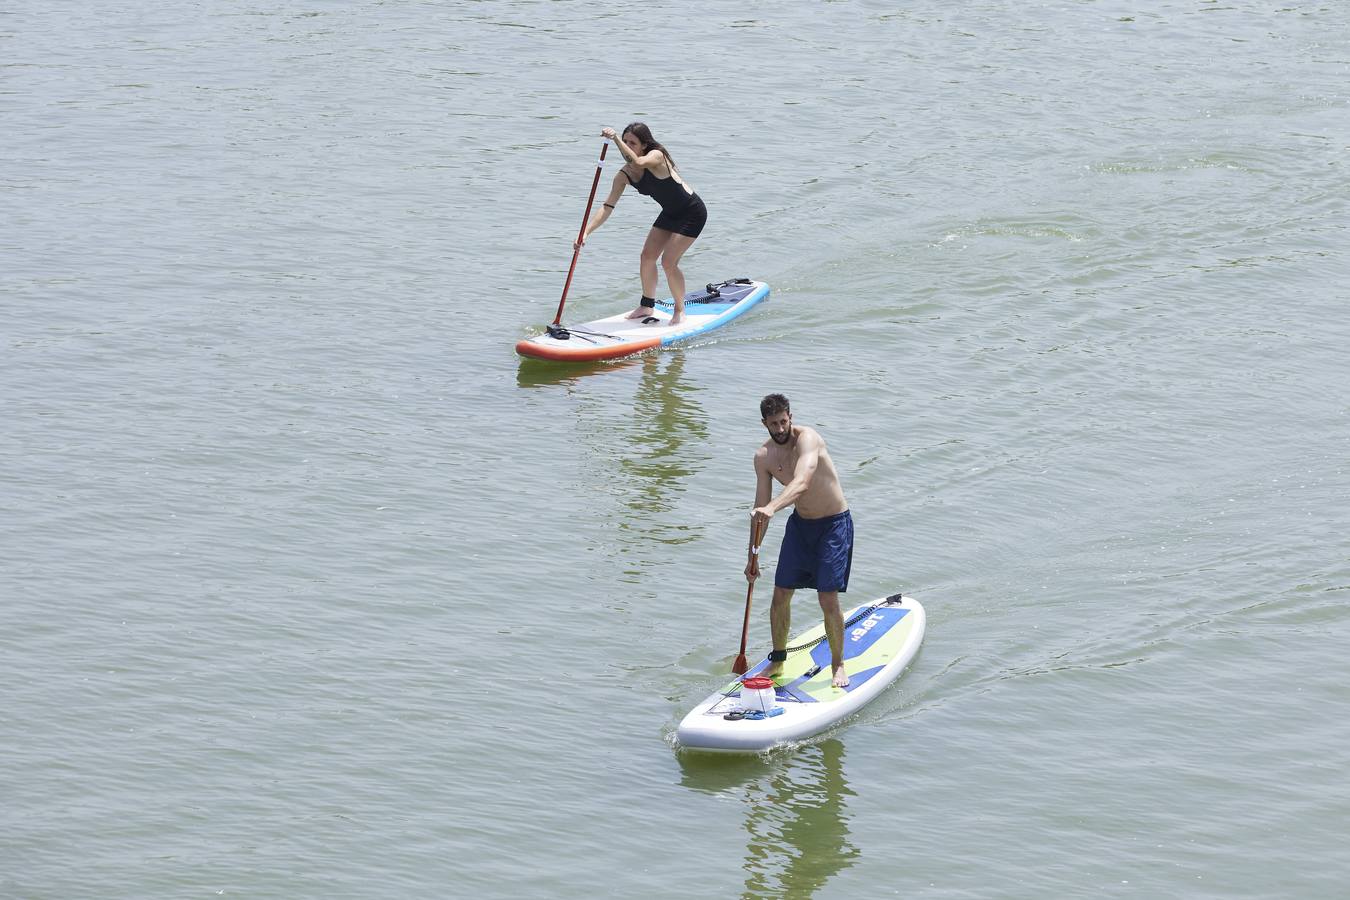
[753,440,781,468]
[796,425,825,445]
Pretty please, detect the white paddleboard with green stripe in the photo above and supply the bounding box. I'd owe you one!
[677,594,925,753]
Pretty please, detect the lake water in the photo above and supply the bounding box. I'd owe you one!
[4,2,1348,897]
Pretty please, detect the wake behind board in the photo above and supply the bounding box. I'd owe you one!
[515,278,769,362]
[677,593,925,753]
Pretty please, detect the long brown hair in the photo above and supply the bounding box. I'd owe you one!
[622,121,676,172]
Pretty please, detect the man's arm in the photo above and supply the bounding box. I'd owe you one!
[753,431,821,524]
[746,449,774,582]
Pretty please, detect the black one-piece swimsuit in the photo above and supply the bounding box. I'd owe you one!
[625,169,707,238]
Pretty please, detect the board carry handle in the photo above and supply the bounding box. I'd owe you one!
[550,142,609,329]
[732,516,769,675]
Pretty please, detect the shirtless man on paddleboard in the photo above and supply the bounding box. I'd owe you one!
[746,394,854,688]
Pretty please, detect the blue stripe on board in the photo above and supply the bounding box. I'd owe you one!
[741,658,771,679]
[839,607,909,660]
[842,664,885,693]
[655,282,758,310]
[743,606,910,673]
[776,684,817,703]
[657,283,770,347]
[734,602,908,699]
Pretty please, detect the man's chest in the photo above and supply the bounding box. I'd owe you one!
[767,449,797,483]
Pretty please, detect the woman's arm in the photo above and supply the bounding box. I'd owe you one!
[603,126,665,171]
[575,171,627,248]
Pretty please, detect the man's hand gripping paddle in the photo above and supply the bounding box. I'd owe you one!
[732,516,769,675]
[547,142,608,340]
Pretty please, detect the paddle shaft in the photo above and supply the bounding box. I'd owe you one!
[551,142,609,326]
[732,517,769,675]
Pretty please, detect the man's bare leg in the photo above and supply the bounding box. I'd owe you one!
[818,590,849,688]
[765,585,794,680]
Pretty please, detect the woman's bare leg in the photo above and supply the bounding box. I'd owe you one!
[625,229,675,319]
[661,233,698,325]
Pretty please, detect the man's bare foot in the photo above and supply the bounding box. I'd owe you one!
[764,662,784,682]
[831,664,850,689]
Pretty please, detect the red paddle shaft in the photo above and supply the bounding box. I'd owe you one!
[551,142,609,326]
[732,517,769,675]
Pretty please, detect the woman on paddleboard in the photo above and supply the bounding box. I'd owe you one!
[574,123,707,327]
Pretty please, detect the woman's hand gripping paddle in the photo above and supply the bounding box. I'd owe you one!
[547,142,609,339]
[732,516,769,675]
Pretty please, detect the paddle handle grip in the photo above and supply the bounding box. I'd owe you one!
[746,516,767,566]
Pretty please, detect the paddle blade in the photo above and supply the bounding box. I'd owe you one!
[731,652,749,676]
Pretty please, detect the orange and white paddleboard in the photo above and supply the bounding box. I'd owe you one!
[515,278,769,362]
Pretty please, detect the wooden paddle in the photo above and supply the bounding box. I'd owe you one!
[732,516,769,675]
[549,142,609,334]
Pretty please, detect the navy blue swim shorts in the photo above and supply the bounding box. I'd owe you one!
[774,509,853,592]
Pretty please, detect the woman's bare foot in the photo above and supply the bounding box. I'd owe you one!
[831,664,850,689]
[624,307,650,319]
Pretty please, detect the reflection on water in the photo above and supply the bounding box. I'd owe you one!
[515,354,643,389]
[618,352,708,523]
[521,349,713,584]
[679,740,860,899]
[573,352,710,553]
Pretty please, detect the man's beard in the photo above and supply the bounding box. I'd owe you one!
[770,430,791,445]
